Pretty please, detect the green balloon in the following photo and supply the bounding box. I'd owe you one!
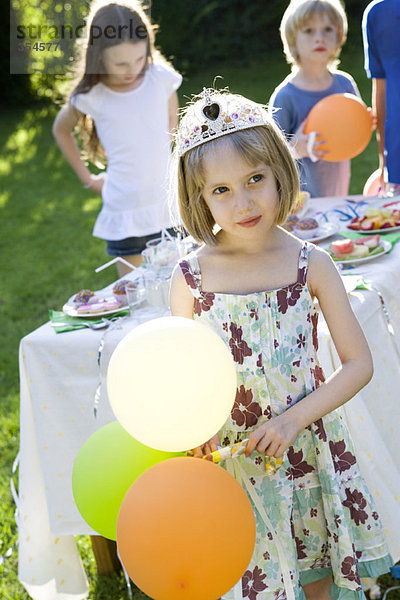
[72,421,184,540]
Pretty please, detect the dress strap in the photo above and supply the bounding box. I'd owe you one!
[297,241,314,285]
[178,253,203,299]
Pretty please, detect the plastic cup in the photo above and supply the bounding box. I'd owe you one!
[125,280,145,314]
[143,270,170,307]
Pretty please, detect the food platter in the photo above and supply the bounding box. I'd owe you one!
[346,204,400,233]
[346,224,400,235]
[329,240,391,265]
[63,292,127,318]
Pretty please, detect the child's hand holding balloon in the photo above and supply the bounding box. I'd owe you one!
[190,432,221,458]
[293,120,328,161]
[245,411,301,459]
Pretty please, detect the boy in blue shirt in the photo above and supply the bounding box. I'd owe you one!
[270,0,360,198]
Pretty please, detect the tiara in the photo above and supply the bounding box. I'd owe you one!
[176,88,270,157]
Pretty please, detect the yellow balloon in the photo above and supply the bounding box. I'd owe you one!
[107,317,237,452]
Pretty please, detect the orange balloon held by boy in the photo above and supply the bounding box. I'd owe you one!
[304,93,373,162]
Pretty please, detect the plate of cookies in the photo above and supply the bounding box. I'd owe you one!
[62,278,142,317]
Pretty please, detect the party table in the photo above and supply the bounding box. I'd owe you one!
[17,196,400,600]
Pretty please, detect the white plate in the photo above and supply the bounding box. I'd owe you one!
[63,292,128,318]
[298,222,339,242]
[346,224,400,234]
[331,240,392,265]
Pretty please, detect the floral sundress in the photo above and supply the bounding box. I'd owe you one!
[179,242,392,600]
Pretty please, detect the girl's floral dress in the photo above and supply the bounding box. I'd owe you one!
[178,242,392,600]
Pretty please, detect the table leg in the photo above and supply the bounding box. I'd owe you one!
[90,536,121,575]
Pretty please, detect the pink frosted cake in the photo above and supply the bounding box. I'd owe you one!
[76,298,121,314]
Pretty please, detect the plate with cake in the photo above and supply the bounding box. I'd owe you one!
[63,279,142,317]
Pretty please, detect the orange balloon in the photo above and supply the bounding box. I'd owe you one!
[116,457,256,600]
[363,168,382,196]
[304,93,372,162]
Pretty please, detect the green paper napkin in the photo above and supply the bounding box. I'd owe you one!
[49,309,129,333]
[338,229,400,252]
[340,275,372,294]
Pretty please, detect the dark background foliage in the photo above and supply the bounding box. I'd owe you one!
[153,0,367,70]
[4,0,372,107]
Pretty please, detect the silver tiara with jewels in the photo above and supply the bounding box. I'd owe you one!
[176,88,271,157]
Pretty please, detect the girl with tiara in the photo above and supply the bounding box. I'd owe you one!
[53,0,182,275]
[170,89,392,599]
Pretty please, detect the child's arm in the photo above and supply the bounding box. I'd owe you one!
[52,104,104,193]
[372,77,386,183]
[292,120,328,161]
[169,264,195,319]
[169,265,221,455]
[168,92,179,139]
[269,90,327,161]
[246,247,373,458]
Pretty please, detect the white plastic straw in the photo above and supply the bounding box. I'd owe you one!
[95,257,138,273]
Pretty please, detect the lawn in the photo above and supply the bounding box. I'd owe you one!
[1,47,398,599]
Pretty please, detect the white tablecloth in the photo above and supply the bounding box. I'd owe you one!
[18,197,400,599]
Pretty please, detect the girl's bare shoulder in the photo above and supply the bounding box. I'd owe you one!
[307,243,343,297]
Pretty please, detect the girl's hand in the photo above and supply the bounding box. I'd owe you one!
[292,120,328,161]
[245,412,302,458]
[189,433,221,459]
[85,173,106,194]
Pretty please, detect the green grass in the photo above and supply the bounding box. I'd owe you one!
[1,49,398,598]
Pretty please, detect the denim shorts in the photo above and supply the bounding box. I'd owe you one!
[106,228,177,256]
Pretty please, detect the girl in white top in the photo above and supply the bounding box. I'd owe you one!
[53,0,182,274]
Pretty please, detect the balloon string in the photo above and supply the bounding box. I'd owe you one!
[94,317,129,417]
[203,439,283,474]
[117,548,133,599]
[226,459,296,600]
[235,461,296,600]
[306,131,318,162]
[362,282,400,362]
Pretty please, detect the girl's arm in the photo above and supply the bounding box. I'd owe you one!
[169,265,220,455]
[169,264,195,319]
[168,92,179,139]
[52,104,104,193]
[246,247,373,458]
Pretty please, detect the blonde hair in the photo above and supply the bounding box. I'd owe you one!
[280,0,348,68]
[176,121,299,246]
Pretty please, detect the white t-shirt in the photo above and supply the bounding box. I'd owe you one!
[71,62,182,240]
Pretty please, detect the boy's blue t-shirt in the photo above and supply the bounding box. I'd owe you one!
[269,71,359,198]
[363,0,400,184]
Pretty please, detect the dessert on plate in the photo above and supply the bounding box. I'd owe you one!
[282,215,299,232]
[76,298,122,314]
[112,279,133,306]
[330,235,383,261]
[73,289,97,304]
[348,207,400,231]
[294,217,320,239]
